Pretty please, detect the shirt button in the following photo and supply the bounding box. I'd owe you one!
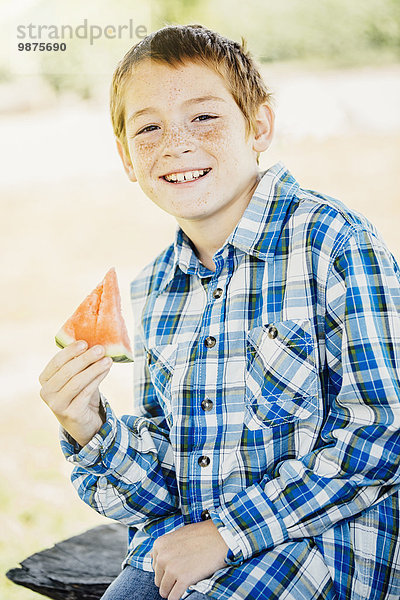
[201,509,211,521]
[201,398,214,411]
[204,336,216,348]
[198,455,210,467]
[267,325,278,339]
[212,288,223,299]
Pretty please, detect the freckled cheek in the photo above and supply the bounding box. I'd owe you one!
[129,139,160,179]
[195,125,228,147]
[195,126,241,161]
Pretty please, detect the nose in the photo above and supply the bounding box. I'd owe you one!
[162,123,195,158]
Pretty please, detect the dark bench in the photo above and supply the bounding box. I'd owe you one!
[6,523,128,599]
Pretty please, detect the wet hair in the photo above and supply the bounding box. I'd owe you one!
[110,24,273,156]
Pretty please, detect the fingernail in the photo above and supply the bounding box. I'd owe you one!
[77,341,87,351]
[101,357,112,366]
[93,345,104,355]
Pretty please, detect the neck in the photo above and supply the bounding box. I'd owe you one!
[176,171,263,272]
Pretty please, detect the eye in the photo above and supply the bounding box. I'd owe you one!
[136,124,160,135]
[193,114,218,122]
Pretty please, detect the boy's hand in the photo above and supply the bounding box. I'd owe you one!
[39,341,112,447]
[150,519,229,600]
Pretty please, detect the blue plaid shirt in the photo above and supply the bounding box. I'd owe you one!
[61,163,400,599]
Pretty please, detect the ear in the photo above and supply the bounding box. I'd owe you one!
[252,103,274,153]
[116,138,137,182]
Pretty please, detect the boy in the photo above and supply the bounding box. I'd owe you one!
[39,24,400,600]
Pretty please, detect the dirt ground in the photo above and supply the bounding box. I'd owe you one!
[1,65,399,598]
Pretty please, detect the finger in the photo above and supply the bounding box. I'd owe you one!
[67,366,111,417]
[168,580,188,600]
[159,569,176,599]
[43,357,111,414]
[39,340,88,384]
[45,345,106,395]
[154,561,164,588]
[59,356,111,405]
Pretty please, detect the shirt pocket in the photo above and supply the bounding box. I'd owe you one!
[146,343,179,425]
[245,319,318,428]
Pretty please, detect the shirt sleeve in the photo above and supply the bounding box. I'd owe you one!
[210,227,400,564]
[60,322,182,527]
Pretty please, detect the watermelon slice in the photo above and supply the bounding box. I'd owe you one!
[55,268,133,363]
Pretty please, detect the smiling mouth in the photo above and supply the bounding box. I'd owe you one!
[162,168,211,183]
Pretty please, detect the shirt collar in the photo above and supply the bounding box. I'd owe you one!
[228,161,299,260]
[158,162,298,293]
[156,229,207,294]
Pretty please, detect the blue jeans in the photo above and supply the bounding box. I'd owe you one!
[100,564,209,599]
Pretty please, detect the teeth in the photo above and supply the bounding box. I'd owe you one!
[164,169,209,183]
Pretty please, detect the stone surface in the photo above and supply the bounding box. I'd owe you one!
[6,523,128,599]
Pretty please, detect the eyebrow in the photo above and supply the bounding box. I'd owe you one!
[127,95,227,124]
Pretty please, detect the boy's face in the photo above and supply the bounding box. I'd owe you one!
[117,59,273,227]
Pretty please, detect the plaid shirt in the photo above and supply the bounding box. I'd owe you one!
[61,163,400,599]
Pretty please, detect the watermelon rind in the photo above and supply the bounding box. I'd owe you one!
[55,332,133,363]
[110,353,133,363]
[101,342,133,363]
[55,330,75,350]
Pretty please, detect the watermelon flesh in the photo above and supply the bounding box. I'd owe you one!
[55,268,133,363]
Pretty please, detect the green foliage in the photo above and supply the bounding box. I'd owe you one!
[4,0,400,98]
[207,0,400,65]
[7,0,151,97]
[152,0,206,26]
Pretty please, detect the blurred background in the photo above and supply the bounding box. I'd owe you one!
[1,0,399,597]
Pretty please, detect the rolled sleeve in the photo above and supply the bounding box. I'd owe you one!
[60,395,118,471]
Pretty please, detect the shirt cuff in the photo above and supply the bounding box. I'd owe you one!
[59,395,117,470]
[209,482,288,563]
[210,513,244,566]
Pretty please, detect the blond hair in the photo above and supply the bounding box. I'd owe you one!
[110,24,273,156]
